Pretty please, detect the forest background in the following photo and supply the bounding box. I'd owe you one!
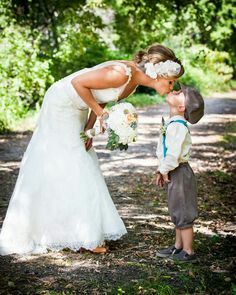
[0,0,235,132]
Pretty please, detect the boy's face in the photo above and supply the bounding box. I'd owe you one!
[166,91,185,112]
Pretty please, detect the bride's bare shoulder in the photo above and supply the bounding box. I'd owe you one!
[72,61,131,89]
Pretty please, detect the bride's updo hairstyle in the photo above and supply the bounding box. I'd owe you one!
[134,43,184,79]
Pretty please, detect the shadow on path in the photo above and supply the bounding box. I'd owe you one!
[0,96,235,294]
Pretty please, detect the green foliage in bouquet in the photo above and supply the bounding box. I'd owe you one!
[80,131,89,143]
[106,130,128,151]
[130,121,138,129]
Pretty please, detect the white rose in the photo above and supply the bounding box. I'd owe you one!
[144,62,158,79]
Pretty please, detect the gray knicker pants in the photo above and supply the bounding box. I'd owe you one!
[167,162,198,229]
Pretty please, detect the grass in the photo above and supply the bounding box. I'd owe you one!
[0,109,39,134]
[110,260,234,295]
[229,79,236,90]
[116,282,175,295]
[124,93,165,107]
[107,93,165,109]
[110,266,177,295]
[222,121,236,149]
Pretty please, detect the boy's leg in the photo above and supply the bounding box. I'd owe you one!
[168,164,197,262]
[175,228,183,249]
[180,226,194,254]
[171,226,196,262]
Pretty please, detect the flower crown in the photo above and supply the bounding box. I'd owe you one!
[144,60,181,79]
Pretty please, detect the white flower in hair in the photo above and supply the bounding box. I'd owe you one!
[144,62,158,79]
[145,60,181,79]
[155,60,181,77]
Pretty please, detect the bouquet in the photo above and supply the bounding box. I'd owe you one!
[80,102,138,151]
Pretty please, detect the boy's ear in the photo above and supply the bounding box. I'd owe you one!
[178,105,185,112]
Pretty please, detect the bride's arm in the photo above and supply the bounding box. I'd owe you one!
[84,103,106,131]
[71,65,129,116]
[84,103,106,151]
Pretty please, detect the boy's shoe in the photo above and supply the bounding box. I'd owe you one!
[156,245,183,258]
[171,250,197,263]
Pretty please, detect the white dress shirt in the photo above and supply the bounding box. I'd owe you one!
[156,115,192,175]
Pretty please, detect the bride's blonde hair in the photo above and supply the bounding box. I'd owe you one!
[134,43,184,78]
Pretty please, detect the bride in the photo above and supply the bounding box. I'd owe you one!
[0,44,184,255]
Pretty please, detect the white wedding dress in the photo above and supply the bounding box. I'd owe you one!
[0,61,131,255]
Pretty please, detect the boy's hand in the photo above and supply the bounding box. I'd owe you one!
[162,173,170,184]
[156,172,165,187]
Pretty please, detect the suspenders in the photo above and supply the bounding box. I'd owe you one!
[162,119,189,158]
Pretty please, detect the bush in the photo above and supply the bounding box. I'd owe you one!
[0,24,53,132]
[0,1,234,133]
[166,38,234,94]
[182,45,233,94]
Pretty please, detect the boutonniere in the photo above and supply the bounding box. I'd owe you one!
[160,125,167,135]
[160,117,167,135]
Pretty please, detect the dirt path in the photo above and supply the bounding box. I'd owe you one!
[0,94,235,294]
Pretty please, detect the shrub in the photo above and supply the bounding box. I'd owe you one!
[0,24,53,132]
[166,38,234,94]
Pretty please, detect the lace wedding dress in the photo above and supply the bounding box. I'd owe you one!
[0,61,131,255]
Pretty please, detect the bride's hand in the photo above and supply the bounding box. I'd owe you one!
[85,138,93,151]
[98,112,109,133]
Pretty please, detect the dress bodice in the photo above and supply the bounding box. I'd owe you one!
[57,61,132,110]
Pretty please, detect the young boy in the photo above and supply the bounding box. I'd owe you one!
[156,84,204,262]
